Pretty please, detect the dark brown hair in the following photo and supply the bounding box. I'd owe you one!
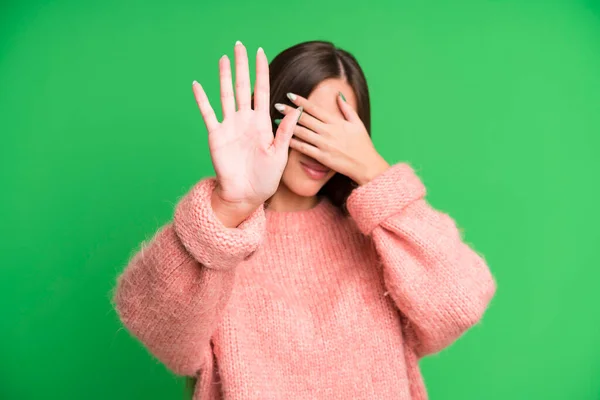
[262,40,372,214]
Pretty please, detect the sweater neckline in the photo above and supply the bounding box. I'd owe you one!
[264,196,342,233]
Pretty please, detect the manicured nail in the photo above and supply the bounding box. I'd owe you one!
[257,47,264,54]
[287,92,297,101]
[339,91,346,102]
[192,80,198,86]
[235,40,242,46]
[274,119,282,125]
[274,103,285,112]
[297,106,303,122]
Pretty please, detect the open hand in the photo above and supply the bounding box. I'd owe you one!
[192,41,303,211]
[275,92,389,185]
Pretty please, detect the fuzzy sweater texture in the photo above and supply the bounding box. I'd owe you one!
[114,162,496,399]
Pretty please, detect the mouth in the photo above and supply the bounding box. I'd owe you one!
[300,159,330,180]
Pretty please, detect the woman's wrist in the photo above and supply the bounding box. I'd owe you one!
[354,155,390,186]
[211,189,262,228]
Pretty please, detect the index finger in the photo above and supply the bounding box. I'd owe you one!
[286,92,336,123]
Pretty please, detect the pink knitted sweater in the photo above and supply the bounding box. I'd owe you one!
[114,163,496,399]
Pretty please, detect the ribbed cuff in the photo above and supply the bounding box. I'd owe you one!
[346,163,426,235]
[173,178,266,270]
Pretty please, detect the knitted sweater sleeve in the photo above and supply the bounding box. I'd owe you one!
[346,163,496,357]
[113,178,265,376]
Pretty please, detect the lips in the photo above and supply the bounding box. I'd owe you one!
[300,159,329,173]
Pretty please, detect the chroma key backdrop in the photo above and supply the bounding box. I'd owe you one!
[1,0,599,399]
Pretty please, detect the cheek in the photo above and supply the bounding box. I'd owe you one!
[283,149,301,175]
[286,149,301,164]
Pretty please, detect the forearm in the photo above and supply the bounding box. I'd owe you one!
[347,162,496,356]
[374,201,496,355]
[114,224,236,376]
[114,177,266,375]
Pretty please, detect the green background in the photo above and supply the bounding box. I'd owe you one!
[1,0,599,398]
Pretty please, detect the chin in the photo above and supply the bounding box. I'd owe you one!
[283,176,327,197]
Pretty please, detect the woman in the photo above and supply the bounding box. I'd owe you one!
[113,40,496,399]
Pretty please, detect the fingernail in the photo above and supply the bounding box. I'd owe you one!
[274,119,282,125]
[287,92,297,101]
[257,47,264,53]
[339,91,346,102]
[192,80,198,86]
[297,106,303,122]
[274,103,285,112]
[236,40,242,46]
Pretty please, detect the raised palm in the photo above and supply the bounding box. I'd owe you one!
[192,41,301,207]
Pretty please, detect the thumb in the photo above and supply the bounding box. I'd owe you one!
[273,106,303,154]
